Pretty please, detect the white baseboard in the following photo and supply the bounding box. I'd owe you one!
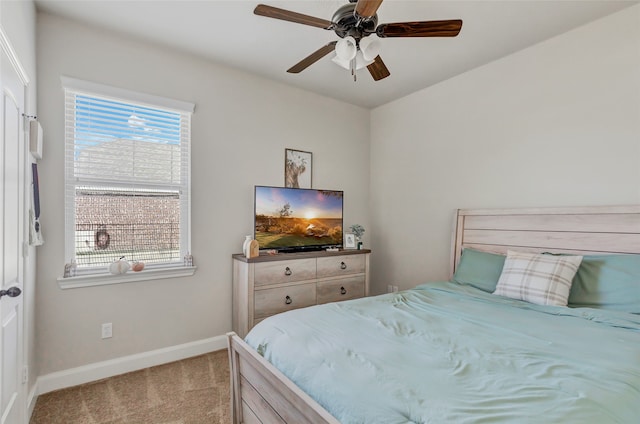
[27,383,38,422]
[35,335,227,397]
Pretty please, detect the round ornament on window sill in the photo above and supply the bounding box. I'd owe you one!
[109,257,130,275]
[131,261,145,272]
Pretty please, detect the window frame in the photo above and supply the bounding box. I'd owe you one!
[59,77,196,288]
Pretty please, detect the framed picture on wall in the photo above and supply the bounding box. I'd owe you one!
[285,148,312,189]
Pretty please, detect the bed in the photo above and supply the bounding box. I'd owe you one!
[227,205,640,423]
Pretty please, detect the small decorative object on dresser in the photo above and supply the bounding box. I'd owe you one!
[232,249,371,338]
[344,233,356,249]
[242,235,252,256]
[246,239,259,259]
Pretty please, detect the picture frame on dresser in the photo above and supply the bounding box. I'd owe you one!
[344,233,356,249]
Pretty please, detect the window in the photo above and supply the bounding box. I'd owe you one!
[63,77,194,277]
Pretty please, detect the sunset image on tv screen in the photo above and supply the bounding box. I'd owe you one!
[255,186,343,250]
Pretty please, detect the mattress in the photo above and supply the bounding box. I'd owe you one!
[245,281,640,423]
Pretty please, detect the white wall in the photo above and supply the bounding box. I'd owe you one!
[36,12,370,375]
[370,5,640,293]
[1,0,38,403]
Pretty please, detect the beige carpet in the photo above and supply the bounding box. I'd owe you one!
[30,350,231,424]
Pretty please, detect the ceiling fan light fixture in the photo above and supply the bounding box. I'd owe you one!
[331,55,351,70]
[355,50,375,68]
[335,36,357,61]
[331,50,373,71]
[359,37,381,61]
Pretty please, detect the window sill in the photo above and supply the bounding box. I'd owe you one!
[57,266,197,289]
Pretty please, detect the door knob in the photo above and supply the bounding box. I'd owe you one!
[0,287,21,298]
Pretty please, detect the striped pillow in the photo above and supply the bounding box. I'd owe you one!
[493,250,582,306]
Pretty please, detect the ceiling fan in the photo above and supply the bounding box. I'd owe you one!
[254,0,463,81]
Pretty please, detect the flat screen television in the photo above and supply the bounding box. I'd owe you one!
[254,186,343,252]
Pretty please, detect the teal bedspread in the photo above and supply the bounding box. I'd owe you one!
[245,282,640,423]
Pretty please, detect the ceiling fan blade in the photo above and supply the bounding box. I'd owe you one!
[355,0,384,18]
[287,41,338,74]
[367,55,390,81]
[377,19,463,38]
[254,4,332,29]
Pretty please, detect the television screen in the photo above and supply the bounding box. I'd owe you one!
[254,186,343,252]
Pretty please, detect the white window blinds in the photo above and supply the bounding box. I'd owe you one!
[63,78,193,272]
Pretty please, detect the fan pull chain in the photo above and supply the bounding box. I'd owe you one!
[351,57,357,82]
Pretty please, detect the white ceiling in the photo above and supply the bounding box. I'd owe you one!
[35,0,639,109]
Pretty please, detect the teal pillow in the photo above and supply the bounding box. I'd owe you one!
[452,248,506,293]
[568,254,640,313]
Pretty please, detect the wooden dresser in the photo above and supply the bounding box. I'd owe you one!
[232,249,371,338]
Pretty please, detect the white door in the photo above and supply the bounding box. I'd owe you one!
[1,44,26,424]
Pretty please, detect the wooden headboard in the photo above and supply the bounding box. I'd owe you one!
[451,205,640,276]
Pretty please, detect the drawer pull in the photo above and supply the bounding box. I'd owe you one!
[340,262,347,270]
[285,295,292,305]
[340,286,347,295]
[284,267,292,276]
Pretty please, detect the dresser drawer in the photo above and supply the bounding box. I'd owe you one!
[317,276,365,304]
[254,283,316,318]
[254,258,316,287]
[317,254,365,278]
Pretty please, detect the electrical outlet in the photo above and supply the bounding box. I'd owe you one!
[101,323,113,339]
[392,285,399,293]
[387,285,399,293]
[22,366,28,384]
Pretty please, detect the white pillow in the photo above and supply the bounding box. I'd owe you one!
[493,250,582,306]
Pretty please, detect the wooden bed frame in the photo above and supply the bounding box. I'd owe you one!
[228,205,640,424]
